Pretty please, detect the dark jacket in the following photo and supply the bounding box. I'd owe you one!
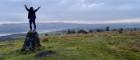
[25,6,40,20]
[28,10,36,19]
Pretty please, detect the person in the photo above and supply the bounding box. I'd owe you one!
[24,4,40,31]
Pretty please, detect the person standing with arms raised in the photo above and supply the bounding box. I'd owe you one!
[24,4,40,32]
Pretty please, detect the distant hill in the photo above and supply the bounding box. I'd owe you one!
[0,23,140,35]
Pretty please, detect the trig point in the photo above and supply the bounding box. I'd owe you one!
[21,4,41,52]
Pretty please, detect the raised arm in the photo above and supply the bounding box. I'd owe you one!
[35,7,40,12]
[24,4,29,11]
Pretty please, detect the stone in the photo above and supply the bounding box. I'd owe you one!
[21,31,41,52]
[36,50,55,57]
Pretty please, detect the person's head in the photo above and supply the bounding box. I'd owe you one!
[30,7,34,10]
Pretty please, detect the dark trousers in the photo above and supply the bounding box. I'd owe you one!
[29,18,36,30]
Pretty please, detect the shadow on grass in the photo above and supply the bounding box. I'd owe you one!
[36,50,56,58]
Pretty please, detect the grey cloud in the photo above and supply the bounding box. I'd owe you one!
[0,0,139,23]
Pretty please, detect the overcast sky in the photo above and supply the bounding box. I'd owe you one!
[0,0,140,24]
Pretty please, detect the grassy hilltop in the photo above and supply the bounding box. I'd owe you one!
[0,31,140,60]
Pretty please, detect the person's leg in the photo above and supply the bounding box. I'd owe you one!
[29,20,32,30]
[33,20,36,30]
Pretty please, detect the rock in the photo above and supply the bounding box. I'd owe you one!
[36,50,55,57]
[21,31,41,52]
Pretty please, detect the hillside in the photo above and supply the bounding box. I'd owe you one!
[0,31,140,60]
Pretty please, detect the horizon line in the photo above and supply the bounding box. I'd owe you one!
[0,19,140,25]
